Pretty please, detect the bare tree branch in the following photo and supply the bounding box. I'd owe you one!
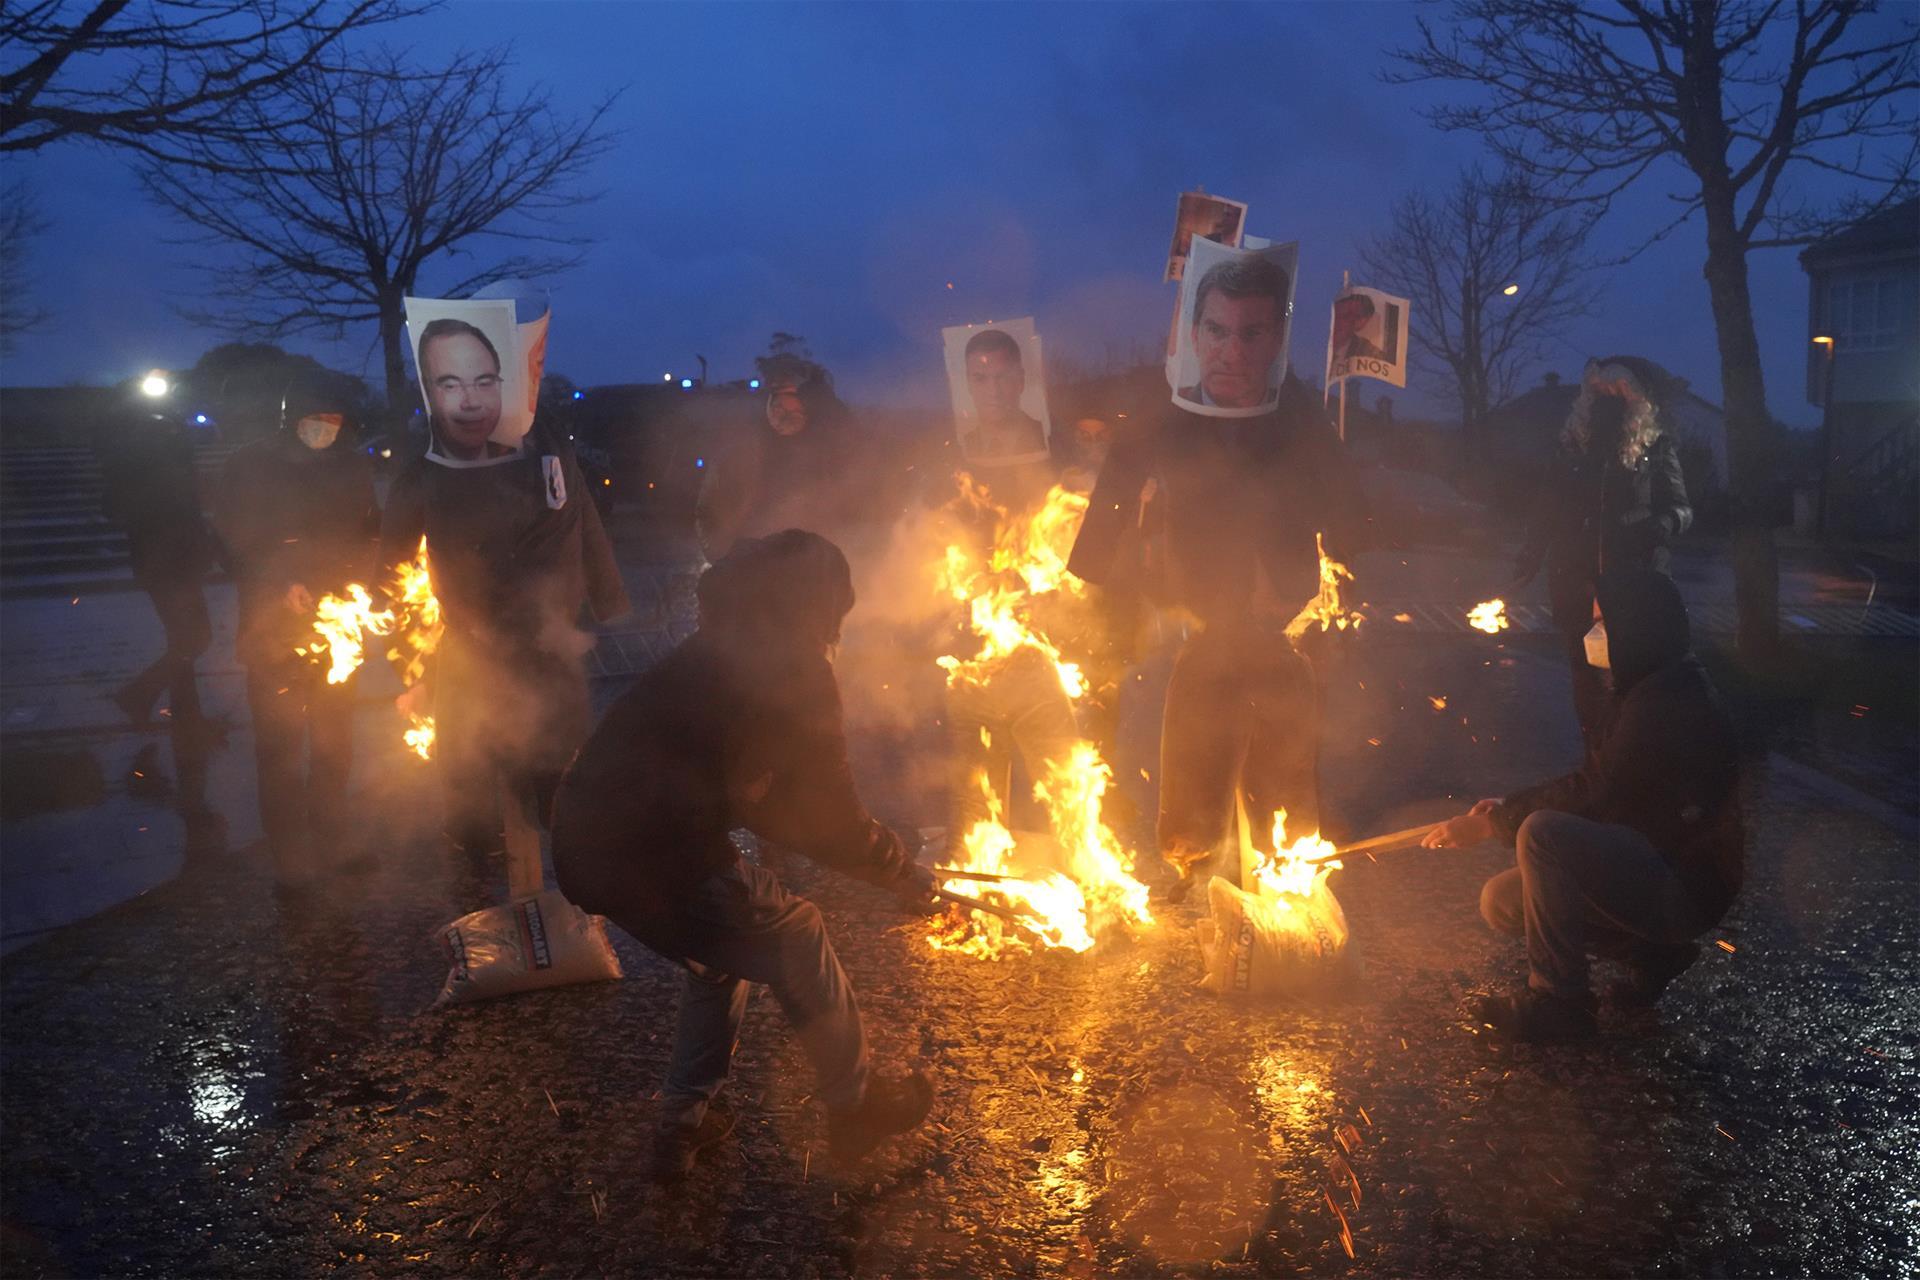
[140,44,620,416]
[1358,166,1600,436]
[0,177,53,352]
[1,1,425,164]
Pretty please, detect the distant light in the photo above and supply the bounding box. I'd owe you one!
[662,373,673,383]
[1812,334,1834,347]
[680,378,694,389]
[379,448,392,459]
[749,379,761,389]
[602,477,611,487]
[572,390,584,400]
[945,281,954,290]
[193,413,208,425]
[695,457,705,468]
[140,372,170,398]
[1501,283,1519,296]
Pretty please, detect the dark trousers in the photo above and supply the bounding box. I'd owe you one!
[612,859,871,1129]
[1560,627,1611,755]
[1480,810,1708,999]
[245,661,355,857]
[1158,626,1321,868]
[123,577,210,722]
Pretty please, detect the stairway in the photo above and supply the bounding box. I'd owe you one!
[0,446,229,598]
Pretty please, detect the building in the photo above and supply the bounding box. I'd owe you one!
[1799,197,1920,542]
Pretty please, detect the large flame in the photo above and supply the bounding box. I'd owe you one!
[929,479,1152,957]
[1284,534,1363,639]
[1467,598,1509,634]
[302,537,444,757]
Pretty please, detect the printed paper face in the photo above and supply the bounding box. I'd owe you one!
[1164,191,1248,283]
[1168,236,1298,418]
[1325,285,1409,389]
[405,296,542,461]
[941,317,1052,467]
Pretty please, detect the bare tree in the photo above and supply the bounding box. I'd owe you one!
[140,45,617,424]
[1358,166,1598,439]
[1393,0,1919,656]
[1,0,417,161]
[1,178,53,352]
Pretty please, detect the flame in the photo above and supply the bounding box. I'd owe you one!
[403,713,436,761]
[1250,810,1342,907]
[1468,598,1509,634]
[1284,535,1363,639]
[303,537,444,755]
[929,479,1152,957]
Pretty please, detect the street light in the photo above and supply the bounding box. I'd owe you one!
[1501,283,1519,296]
[140,371,170,398]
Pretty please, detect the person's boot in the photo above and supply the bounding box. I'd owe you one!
[827,1070,933,1163]
[1468,987,1598,1043]
[1607,941,1700,1009]
[651,1104,736,1183]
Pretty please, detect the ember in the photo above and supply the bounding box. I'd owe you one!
[1467,598,1509,633]
[1284,534,1363,638]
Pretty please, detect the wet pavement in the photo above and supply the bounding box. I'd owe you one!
[3,546,1918,1277]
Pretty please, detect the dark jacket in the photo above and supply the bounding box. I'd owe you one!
[552,531,912,933]
[1490,570,1743,924]
[1068,375,1367,628]
[695,397,874,560]
[98,413,216,588]
[378,427,628,650]
[1523,419,1692,630]
[213,434,377,667]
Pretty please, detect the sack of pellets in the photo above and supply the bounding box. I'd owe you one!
[1196,875,1351,999]
[434,889,623,1008]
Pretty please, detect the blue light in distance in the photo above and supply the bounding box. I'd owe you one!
[695,457,705,468]
[572,390,583,400]
[749,379,761,389]
[193,413,208,425]
[680,378,694,389]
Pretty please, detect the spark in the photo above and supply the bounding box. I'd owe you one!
[1427,695,1447,711]
[1715,939,1737,953]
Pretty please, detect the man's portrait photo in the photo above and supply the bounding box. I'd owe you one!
[942,318,1053,466]
[1170,236,1297,417]
[1324,285,1410,389]
[405,295,535,460]
[1163,190,1249,282]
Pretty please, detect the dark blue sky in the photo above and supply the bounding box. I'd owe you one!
[3,1,1903,425]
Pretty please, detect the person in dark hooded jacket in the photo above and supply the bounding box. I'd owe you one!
[694,364,878,561]
[552,529,939,1180]
[1514,356,1694,750]
[212,379,378,880]
[1424,567,1743,1042]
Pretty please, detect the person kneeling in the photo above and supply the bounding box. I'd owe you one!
[1423,568,1743,1042]
[552,530,937,1181]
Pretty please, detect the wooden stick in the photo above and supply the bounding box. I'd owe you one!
[935,886,1037,923]
[932,867,1029,884]
[1336,821,1441,856]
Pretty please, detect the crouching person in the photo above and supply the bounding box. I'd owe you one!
[1423,568,1743,1042]
[552,530,938,1180]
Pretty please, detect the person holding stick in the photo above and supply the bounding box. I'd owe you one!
[1423,568,1743,1042]
[552,530,939,1180]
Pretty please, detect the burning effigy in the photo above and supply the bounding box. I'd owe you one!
[924,479,1154,957]
[298,535,444,759]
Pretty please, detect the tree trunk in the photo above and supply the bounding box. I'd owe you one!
[1699,186,1780,659]
[378,288,412,451]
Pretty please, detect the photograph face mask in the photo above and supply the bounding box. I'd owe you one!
[1583,620,1611,670]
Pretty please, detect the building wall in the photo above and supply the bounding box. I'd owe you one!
[1805,256,1920,407]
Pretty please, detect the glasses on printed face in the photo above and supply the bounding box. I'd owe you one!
[433,374,503,395]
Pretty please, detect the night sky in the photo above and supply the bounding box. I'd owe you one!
[2,1,1906,425]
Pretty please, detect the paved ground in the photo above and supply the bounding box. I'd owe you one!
[2,525,1916,1276]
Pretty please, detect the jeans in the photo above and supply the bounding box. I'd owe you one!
[616,859,870,1129]
[1480,810,1708,999]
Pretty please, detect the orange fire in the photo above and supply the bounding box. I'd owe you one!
[1250,810,1342,904]
[930,480,1153,956]
[1467,598,1509,634]
[1284,535,1363,639]
[301,537,444,757]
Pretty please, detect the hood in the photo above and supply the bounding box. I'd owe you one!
[1595,567,1691,694]
[1561,355,1675,467]
[697,528,855,652]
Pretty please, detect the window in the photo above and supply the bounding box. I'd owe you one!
[1822,268,1919,352]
